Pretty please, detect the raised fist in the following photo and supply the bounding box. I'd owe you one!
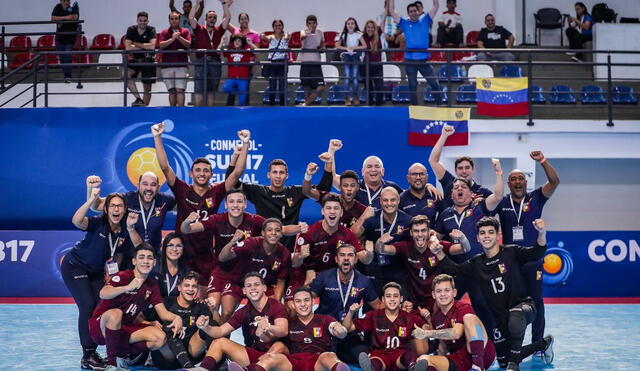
[379,233,393,244]
[442,124,455,137]
[349,302,362,314]
[491,158,502,174]
[86,175,102,188]
[238,129,251,143]
[298,222,309,234]
[318,152,332,163]
[530,150,545,162]
[449,229,465,240]
[329,139,343,152]
[127,212,139,228]
[128,277,145,291]
[195,315,209,329]
[89,187,101,201]
[299,245,311,259]
[362,206,376,220]
[532,218,546,232]
[151,122,165,136]
[187,211,199,223]
[306,162,319,175]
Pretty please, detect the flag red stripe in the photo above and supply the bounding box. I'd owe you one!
[477,101,530,117]
[409,132,468,146]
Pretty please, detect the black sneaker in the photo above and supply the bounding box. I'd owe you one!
[543,334,555,364]
[80,350,107,370]
[131,98,144,107]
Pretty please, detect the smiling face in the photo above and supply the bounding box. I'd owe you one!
[382,286,402,311]
[239,13,250,28]
[272,20,284,33]
[165,237,184,262]
[169,13,181,29]
[454,159,474,180]
[406,163,428,192]
[477,225,499,250]
[190,161,212,187]
[451,180,472,207]
[336,246,357,275]
[322,200,343,229]
[138,173,159,203]
[243,275,266,302]
[508,171,527,199]
[137,15,149,30]
[407,5,420,22]
[226,192,247,218]
[346,18,357,33]
[432,280,456,308]
[362,157,384,185]
[262,221,283,245]
[206,11,217,28]
[133,248,156,275]
[380,188,399,215]
[485,15,496,30]
[293,290,314,317]
[106,196,126,225]
[178,277,198,303]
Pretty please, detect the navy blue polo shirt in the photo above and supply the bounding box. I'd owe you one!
[310,268,378,321]
[434,199,491,263]
[439,170,493,208]
[493,188,548,247]
[124,190,176,252]
[67,216,131,273]
[399,188,440,222]
[355,179,404,210]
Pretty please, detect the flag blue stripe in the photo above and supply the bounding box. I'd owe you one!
[409,119,468,135]
[477,88,528,105]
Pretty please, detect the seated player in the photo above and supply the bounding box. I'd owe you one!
[412,274,496,371]
[88,243,184,370]
[432,218,555,371]
[151,271,217,369]
[342,282,431,371]
[181,272,289,371]
[375,215,470,310]
[236,287,351,371]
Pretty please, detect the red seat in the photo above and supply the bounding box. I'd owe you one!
[91,33,116,50]
[41,54,60,65]
[466,30,480,48]
[73,53,93,64]
[259,31,273,48]
[35,35,56,51]
[289,31,301,48]
[391,51,405,62]
[428,51,447,62]
[74,35,88,50]
[118,35,127,50]
[8,36,33,52]
[9,52,36,69]
[324,31,338,48]
[453,51,475,61]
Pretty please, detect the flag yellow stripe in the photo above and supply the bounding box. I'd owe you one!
[476,77,528,92]
[409,106,470,121]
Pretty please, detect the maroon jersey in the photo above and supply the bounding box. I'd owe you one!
[92,270,163,324]
[288,314,337,354]
[354,309,426,351]
[392,240,452,307]
[431,301,475,353]
[227,298,289,351]
[170,178,226,257]
[203,212,265,270]
[294,221,363,273]
[232,237,291,287]
[318,190,367,228]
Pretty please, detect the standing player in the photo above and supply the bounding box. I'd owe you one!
[428,125,493,207]
[342,282,431,371]
[432,218,555,371]
[375,215,469,310]
[89,243,184,370]
[494,150,559,346]
[153,122,250,291]
[412,274,496,371]
[355,156,404,210]
[86,172,176,254]
[399,163,443,221]
[239,287,350,371]
[182,272,289,371]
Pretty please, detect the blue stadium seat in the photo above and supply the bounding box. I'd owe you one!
[295,85,322,104]
[327,85,345,105]
[456,84,477,103]
[382,81,397,102]
[580,85,607,104]
[499,64,525,77]
[392,85,411,104]
[612,85,639,104]
[358,86,369,104]
[438,64,467,83]
[423,86,449,104]
[530,85,546,104]
[262,86,288,105]
[550,85,576,104]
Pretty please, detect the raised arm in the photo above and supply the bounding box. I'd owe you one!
[351,206,375,237]
[169,0,179,13]
[484,158,504,211]
[302,162,322,201]
[225,130,251,191]
[126,213,143,247]
[152,122,177,186]
[194,0,205,20]
[218,230,245,262]
[428,124,454,181]
[428,0,440,20]
[188,0,201,29]
[447,229,471,255]
[530,150,560,198]
[291,243,310,268]
[220,0,232,30]
[86,175,105,212]
[534,218,547,247]
[387,0,402,24]
[72,188,100,230]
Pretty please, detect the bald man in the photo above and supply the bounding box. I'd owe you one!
[355,156,404,211]
[399,162,444,222]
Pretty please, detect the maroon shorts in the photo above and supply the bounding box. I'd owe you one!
[284,268,306,301]
[88,316,148,345]
[286,353,320,370]
[189,256,216,286]
[244,347,266,364]
[446,340,496,370]
[370,349,406,371]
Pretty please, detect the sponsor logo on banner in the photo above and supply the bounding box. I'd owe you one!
[588,239,640,262]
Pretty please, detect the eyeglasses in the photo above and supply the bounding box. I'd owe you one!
[409,172,427,177]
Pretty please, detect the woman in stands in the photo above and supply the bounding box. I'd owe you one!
[261,19,290,106]
[566,2,593,62]
[61,190,139,370]
[362,20,384,105]
[335,17,366,105]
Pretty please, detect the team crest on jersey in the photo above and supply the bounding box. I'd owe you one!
[155,205,163,217]
[427,200,434,208]
[287,197,294,207]
[428,256,437,267]
[396,226,404,235]
[297,236,305,246]
[145,290,151,299]
[350,287,361,297]
[498,263,508,274]
[398,326,407,337]
[272,261,281,271]
[536,270,543,280]
[451,318,457,326]
[313,327,322,337]
[205,197,214,208]
[465,209,473,217]
[111,275,121,283]
[523,202,530,212]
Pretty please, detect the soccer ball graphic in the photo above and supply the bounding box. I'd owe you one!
[126,147,167,187]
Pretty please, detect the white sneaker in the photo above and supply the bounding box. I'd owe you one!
[543,335,555,364]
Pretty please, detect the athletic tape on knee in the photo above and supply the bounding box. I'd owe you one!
[470,324,485,341]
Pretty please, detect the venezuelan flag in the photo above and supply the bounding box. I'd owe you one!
[408,106,470,146]
[476,77,530,117]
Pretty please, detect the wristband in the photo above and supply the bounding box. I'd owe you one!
[496,171,503,175]
[539,158,547,164]
[304,173,313,181]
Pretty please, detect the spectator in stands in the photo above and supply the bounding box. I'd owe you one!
[566,2,593,62]
[223,34,253,106]
[362,20,384,105]
[477,14,515,61]
[336,17,366,106]
[435,0,464,47]
[158,11,192,106]
[261,19,289,106]
[377,0,398,49]
[227,13,260,106]
[189,0,232,106]
[51,0,80,84]
[125,11,157,107]
[299,15,326,106]
[414,1,425,16]
[388,0,442,105]
[170,0,204,34]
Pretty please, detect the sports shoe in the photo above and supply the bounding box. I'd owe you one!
[333,362,351,371]
[80,350,107,370]
[358,352,373,371]
[131,98,145,107]
[542,334,555,364]
[468,365,484,371]
[505,362,520,371]
[411,359,429,371]
[104,366,127,371]
[228,361,245,371]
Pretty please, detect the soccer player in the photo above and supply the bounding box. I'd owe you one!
[182,272,289,371]
[355,156,403,210]
[88,243,184,370]
[153,122,250,291]
[431,218,555,371]
[494,150,559,345]
[375,215,469,309]
[239,287,350,371]
[86,172,176,253]
[412,274,496,371]
[342,282,431,371]
[399,162,443,221]
[151,270,217,369]
[428,125,493,207]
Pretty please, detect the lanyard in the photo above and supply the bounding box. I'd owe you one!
[365,184,383,206]
[380,211,398,238]
[337,270,355,310]
[509,196,525,226]
[452,208,468,229]
[107,232,118,257]
[138,196,155,240]
[166,273,179,295]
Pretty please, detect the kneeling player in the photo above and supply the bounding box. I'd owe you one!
[412,274,495,371]
[237,287,350,371]
[343,282,431,371]
[151,271,217,369]
[88,243,183,370]
[180,272,289,371]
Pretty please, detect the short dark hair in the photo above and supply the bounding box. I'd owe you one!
[243,271,265,286]
[454,156,475,169]
[453,177,472,189]
[262,217,283,232]
[134,242,156,258]
[229,34,248,49]
[137,11,149,19]
[272,18,284,28]
[293,286,314,299]
[410,215,430,229]
[382,281,402,295]
[191,157,212,171]
[268,158,288,172]
[179,270,200,285]
[407,3,419,12]
[102,193,126,224]
[306,15,318,24]
[183,0,193,5]
[321,192,342,208]
[206,10,217,18]
[339,170,359,183]
[226,189,246,200]
[431,273,455,290]
[337,243,357,255]
[485,13,495,20]
[476,216,500,233]
[414,1,424,7]
[238,12,250,22]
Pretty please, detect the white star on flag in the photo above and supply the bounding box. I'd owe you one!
[422,120,446,133]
